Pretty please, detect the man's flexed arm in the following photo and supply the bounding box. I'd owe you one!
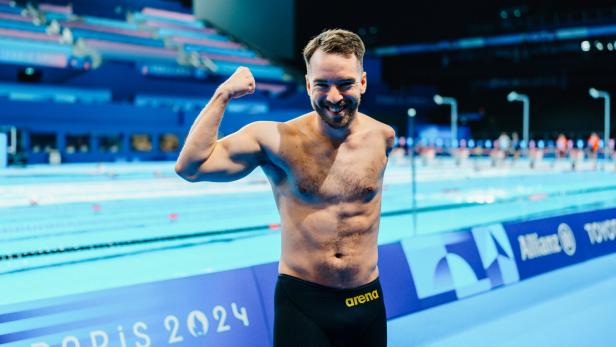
[175,67,264,182]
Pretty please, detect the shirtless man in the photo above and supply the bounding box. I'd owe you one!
[175,29,394,347]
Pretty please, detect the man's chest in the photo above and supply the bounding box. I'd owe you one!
[273,138,387,202]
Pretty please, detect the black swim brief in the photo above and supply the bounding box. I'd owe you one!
[274,274,387,347]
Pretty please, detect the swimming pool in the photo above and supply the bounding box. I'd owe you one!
[1,158,615,346]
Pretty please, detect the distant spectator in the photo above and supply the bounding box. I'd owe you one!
[497,132,511,156]
[511,132,520,160]
[556,133,568,160]
[588,132,600,160]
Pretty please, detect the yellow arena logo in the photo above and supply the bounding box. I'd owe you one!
[345,290,380,307]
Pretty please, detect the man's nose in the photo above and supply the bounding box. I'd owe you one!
[326,87,343,104]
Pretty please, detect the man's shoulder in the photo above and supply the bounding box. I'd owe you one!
[246,112,311,131]
[359,114,396,138]
[242,113,310,150]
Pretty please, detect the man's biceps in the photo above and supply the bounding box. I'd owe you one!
[220,134,259,153]
[197,145,231,170]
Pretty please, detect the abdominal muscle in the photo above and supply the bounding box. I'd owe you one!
[277,200,381,289]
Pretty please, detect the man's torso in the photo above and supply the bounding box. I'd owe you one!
[256,112,392,288]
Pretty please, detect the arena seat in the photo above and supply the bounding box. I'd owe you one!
[0,82,111,103]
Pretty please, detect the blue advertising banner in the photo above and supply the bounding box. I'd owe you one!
[250,261,278,343]
[504,207,616,279]
[0,268,270,347]
[572,208,616,259]
[376,242,419,319]
[470,223,520,289]
[401,224,520,311]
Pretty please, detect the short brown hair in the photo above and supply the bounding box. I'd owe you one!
[303,29,365,69]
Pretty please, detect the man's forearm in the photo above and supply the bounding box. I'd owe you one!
[175,88,231,176]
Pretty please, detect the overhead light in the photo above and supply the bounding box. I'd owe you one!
[433,94,443,105]
[608,43,614,51]
[589,87,599,99]
[407,108,416,117]
[581,41,591,52]
[595,41,604,51]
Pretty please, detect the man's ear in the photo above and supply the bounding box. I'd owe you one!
[360,71,367,94]
[305,74,311,95]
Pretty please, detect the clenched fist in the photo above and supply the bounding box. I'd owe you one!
[218,66,256,100]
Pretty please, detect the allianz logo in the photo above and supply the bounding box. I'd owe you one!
[584,218,616,245]
[518,223,576,261]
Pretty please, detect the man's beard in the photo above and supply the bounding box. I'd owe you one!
[313,96,360,129]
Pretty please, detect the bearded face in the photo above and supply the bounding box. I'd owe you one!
[311,83,361,129]
[306,50,366,129]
